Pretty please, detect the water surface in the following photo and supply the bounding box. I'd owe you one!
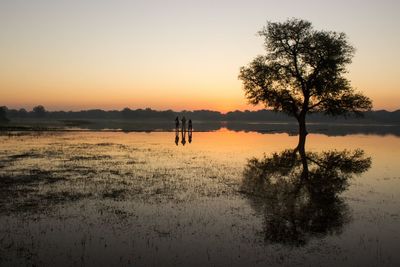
[0,130,399,266]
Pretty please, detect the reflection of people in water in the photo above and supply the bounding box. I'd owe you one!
[188,130,192,143]
[174,117,193,146]
[181,129,186,146]
[175,116,179,131]
[241,147,371,246]
[188,119,193,143]
[175,129,179,146]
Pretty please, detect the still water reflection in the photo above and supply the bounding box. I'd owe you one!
[175,128,193,146]
[241,148,371,246]
[0,130,399,266]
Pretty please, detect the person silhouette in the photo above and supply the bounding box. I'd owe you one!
[188,119,192,132]
[181,116,186,133]
[175,116,179,131]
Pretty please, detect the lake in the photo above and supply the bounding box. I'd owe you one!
[1,129,400,266]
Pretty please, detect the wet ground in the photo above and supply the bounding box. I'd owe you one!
[0,130,400,266]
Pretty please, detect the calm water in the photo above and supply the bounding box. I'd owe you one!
[0,130,400,266]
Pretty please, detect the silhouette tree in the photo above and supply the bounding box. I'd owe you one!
[17,108,28,118]
[241,148,371,246]
[239,19,372,154]
[32,105,46,118]
[0,106,9,122]
[121,107,132,119]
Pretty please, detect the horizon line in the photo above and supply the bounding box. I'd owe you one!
[2,106,400,114]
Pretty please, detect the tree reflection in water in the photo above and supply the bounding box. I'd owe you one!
[241,148,371,246]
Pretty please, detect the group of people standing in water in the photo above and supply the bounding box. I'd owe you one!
[175,116,193,146]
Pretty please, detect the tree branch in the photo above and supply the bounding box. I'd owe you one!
[307,99,325,111]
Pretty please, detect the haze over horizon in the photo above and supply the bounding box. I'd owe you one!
[1,0,399,112]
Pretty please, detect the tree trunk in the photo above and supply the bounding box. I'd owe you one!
[296,115,309,180]
[297,117,307,153]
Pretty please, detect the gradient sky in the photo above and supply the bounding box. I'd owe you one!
[1,0,399,112]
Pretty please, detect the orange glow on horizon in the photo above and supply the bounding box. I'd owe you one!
[1,1,399,112]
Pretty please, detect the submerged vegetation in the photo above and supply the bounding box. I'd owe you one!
[0,136,239,215]
[0,131,399,266]
[0,132,259,266]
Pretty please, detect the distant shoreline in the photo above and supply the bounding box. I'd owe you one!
[1,119,400,137]
[2,108,400,124]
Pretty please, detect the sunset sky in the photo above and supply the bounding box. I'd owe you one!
[1,0,399,112]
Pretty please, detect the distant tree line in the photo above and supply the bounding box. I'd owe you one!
[0,105,399,124]
[0,106,9,122]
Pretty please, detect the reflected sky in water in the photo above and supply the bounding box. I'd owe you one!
[0,130,400,266]
[242,148,371,246]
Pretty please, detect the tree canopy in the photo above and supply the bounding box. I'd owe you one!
[33,105,46,117]
[239,18,372,120]
[0,106,9,122]
[241,147,371,246]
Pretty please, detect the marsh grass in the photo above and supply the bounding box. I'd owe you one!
[0,132,250,265]
[0,132,399,266]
